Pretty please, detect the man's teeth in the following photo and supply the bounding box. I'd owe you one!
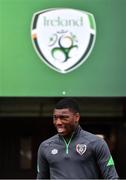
[57,128,64,132]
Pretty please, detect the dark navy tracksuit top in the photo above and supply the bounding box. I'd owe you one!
[37,126,119,179]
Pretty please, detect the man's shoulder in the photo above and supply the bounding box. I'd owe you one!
[80,128,103,143]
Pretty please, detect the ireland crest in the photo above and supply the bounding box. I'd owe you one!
[76,144,87,155]
[31,8,96,73]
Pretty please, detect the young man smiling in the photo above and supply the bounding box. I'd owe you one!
[37,98,119,179]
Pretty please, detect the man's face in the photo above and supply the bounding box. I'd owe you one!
[53,108,80,137]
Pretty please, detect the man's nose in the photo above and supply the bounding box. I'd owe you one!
[55,118,62,125]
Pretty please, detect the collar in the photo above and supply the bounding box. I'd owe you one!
[72,125,82,137]
[58,125,82,140]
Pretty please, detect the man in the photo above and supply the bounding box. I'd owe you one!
[37,98,119,179]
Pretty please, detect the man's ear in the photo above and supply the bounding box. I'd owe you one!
[75,112,80,123]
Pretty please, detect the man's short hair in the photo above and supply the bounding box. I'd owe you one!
[55,98,80,113]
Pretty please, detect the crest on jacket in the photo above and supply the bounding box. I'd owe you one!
[31,8,96,73]
[76,144,87,155]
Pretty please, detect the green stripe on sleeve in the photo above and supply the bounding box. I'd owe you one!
[107,156,115,166]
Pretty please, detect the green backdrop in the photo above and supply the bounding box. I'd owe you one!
[0,0,126,96]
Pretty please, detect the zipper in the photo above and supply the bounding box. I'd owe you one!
[62,133,74,154]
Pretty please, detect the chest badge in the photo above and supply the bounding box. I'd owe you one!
[76,144,87,155]
[51,149,58,155]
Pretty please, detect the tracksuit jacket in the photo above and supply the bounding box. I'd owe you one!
[37,126,119,179]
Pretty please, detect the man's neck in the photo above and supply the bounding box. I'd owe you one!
[63,125,79,142]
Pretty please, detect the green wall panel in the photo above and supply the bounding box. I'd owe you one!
[0,0,126,96]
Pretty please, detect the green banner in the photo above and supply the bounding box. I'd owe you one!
[0,0,126,96]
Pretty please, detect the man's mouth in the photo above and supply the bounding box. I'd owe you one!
[57,127,65,134]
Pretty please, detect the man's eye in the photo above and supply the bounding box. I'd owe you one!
[53,115,69,120]
[61,116,69,120]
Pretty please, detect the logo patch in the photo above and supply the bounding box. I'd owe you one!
[107,156,114,166]
[51,149,58,155]
[31,8,96,73]
[76,144,87,155]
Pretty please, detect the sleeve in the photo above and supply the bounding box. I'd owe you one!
[37,143,50,179]
[95,138,119,179]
